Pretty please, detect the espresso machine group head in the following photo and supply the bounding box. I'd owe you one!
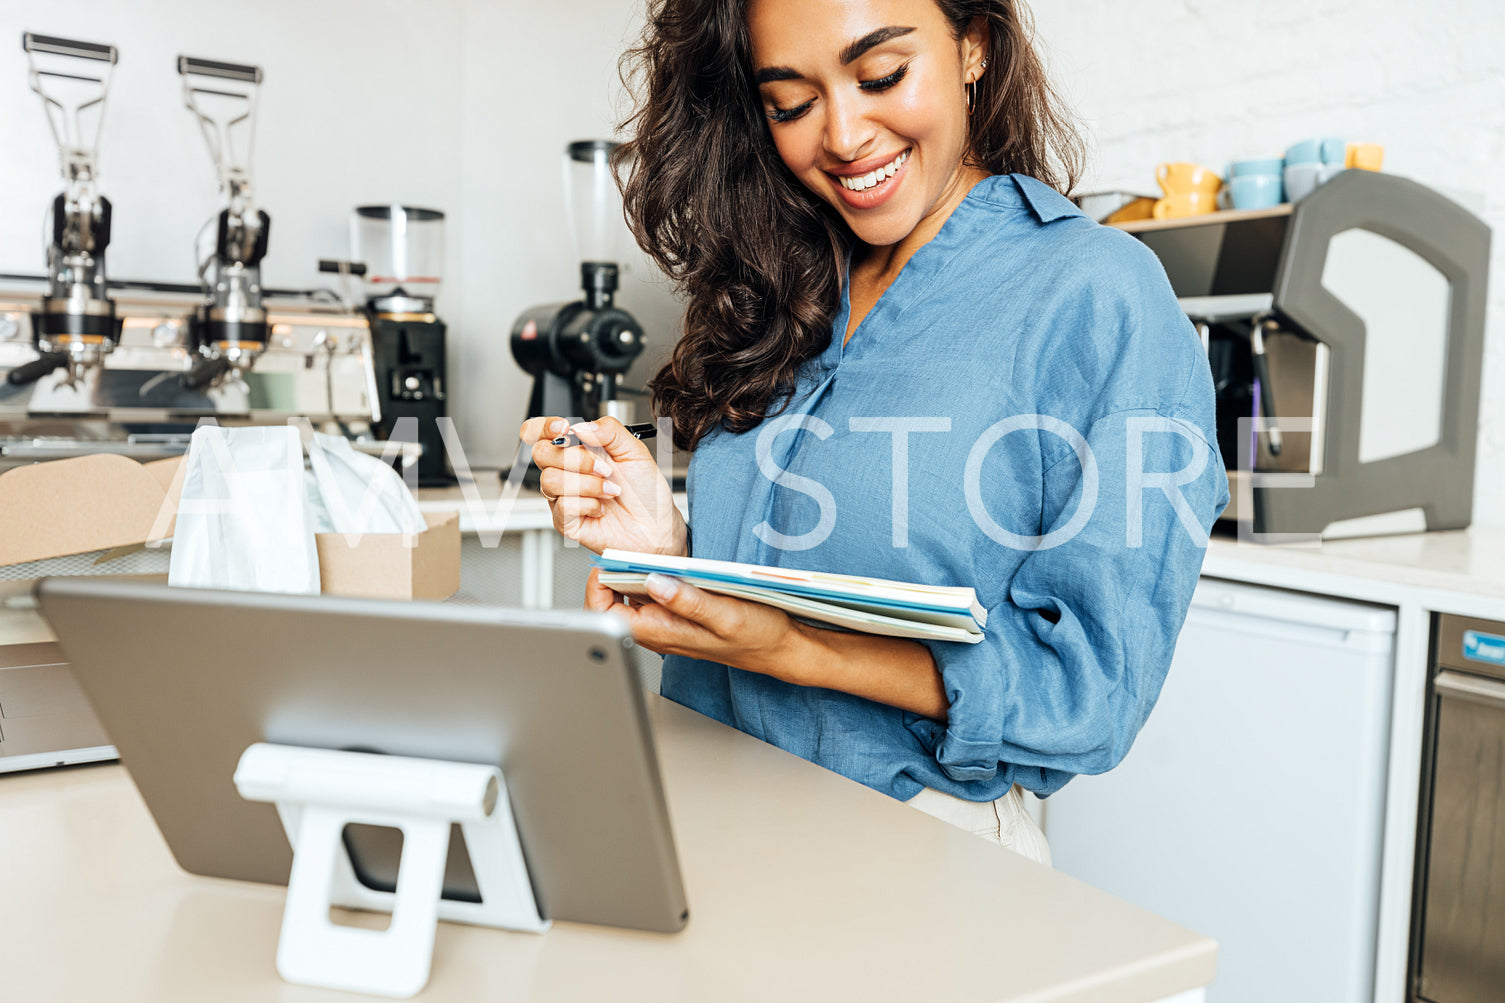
[178,55,270,392]
[12,33,122,389]
[510,140,645,426]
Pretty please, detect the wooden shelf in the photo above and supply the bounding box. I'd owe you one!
[1109,203,1294,233]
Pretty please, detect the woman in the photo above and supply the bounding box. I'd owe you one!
[520,0,1228,863]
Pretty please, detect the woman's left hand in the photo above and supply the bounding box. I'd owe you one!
[586,568,804,681]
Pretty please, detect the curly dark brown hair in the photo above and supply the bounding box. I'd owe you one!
[617,0,1085,451]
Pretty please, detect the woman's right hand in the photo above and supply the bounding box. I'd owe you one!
[519,416,688,557]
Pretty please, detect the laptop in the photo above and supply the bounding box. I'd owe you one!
[35,576,689,933]
[0,640,116,772]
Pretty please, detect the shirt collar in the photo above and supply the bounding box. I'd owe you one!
[1010,174,1086,224]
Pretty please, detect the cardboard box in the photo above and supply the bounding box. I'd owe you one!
[0,454,182,568]
[0,454,459,600]
[315,511,460,601]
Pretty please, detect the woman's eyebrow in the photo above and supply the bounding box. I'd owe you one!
[753,25,917,85]
[839,25,916,65]
[755,66,803,84]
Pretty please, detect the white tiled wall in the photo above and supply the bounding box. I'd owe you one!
[1030,0,1505,524]
[1,0,1501,523]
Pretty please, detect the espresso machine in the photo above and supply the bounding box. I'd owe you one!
[346,205,452,485]
[1120,169,1491,539]
[10,33,122,391]
[510,140,645,429]
[0,44,390,469]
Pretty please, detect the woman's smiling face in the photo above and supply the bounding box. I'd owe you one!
[748,0,986,248]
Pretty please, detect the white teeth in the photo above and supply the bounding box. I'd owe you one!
[840,150,908,192]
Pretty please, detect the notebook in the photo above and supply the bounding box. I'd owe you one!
[594,549,986,644]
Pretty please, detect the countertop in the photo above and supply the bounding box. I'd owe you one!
[1201,526,1505,618]
[0,694,1215,1003]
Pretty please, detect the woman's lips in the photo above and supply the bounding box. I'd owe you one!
[829,149,911,211]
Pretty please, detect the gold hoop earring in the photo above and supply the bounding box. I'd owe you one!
[966,79,976,115]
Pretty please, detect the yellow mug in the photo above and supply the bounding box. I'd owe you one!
[1153,192,1219,220]
[1157,162,1222,197]
[1346,143,1385,171]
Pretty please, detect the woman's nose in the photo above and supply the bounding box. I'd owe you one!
[821,91,875,164]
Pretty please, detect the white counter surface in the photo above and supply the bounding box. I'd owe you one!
[0,695,1214,1003]
[1202,526,1505,619]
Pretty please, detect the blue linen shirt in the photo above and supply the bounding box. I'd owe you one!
[662,174,1230,802]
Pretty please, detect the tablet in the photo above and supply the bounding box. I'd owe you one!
[35,577,688,933]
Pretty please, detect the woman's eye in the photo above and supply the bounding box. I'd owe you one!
[768,101,813,124]
[859,63,909,92]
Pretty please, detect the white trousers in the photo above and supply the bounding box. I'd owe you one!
[906,784,1052,867]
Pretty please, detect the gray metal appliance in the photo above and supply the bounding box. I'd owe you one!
[0,279,383,463]
[1120,170,1491,539]
[2,43,391,467]
[1408,614,1505,1003]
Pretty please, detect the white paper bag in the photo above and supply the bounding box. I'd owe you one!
[167,425,322,594]
[305,432,427,537]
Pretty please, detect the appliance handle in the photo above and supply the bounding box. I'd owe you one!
[22,33,118,62]
[177,55,261,84]
[1435,669,1505,710]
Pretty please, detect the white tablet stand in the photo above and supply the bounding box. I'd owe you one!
[234,743,550,998]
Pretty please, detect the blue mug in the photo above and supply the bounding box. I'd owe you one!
[1284,162,1324,201]
[1227,157,1285,178]
[1229,174,1284,210]
[1286,137,1346,166]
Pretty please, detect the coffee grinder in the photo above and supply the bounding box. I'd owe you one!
[11,33,122,389]
[510,140,645,433]
[350,205,452,485]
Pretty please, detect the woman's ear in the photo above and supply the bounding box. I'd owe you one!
[962,15,990,83]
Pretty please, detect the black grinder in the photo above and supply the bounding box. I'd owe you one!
[509,140,645,432]
[350,204,452,485]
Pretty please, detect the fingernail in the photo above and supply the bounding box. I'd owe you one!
[593,458,613,477]
[548,418,567,435]
[602,481,622,497]
[644,573,678,601]
[574,421,598,433]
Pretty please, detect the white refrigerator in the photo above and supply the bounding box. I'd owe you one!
[1043,578,1395,1003]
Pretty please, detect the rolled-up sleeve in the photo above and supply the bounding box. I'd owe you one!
[912,403,1229,792]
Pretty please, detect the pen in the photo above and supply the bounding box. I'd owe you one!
[551,421,658,448]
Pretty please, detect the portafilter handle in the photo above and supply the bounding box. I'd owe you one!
[180,355,233,391]
[5,352,67,387]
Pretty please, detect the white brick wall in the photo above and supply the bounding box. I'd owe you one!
[2,1,1500,522]
[1032,0,1505,526]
